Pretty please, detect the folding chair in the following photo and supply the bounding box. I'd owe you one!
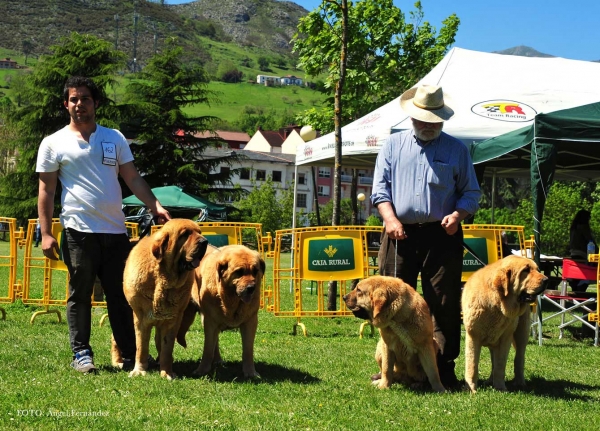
[535,258,598,345]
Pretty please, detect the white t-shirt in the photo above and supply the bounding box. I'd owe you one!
[36,125,134,234]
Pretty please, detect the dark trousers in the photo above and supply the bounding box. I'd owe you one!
[62,228,136,360]
[378,224,463,373]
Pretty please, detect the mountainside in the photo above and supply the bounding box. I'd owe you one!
[0,0,307,67]
[493,45,555,58]
[172,0,308,51]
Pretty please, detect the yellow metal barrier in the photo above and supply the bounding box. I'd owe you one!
[587,254,599,346]
[0,217,18,319]
[125,221,139,241]
[21,219,108,324]
[462,224,527,282]
[266,225,382,336]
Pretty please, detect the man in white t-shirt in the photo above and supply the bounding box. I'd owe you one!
[37,76,171,374]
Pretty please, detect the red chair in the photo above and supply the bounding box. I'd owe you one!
[535,258,598,345]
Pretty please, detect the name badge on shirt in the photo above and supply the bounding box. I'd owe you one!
[101,142,117,166]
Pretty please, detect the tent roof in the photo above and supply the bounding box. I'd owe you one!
[122,186,226,211]
[471,102,600,181]
[296,47,600,168]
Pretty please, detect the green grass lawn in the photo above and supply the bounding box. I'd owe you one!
[1,240,600,430]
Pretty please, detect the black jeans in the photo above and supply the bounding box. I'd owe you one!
[378,223,463,373]
[62,228,136,360]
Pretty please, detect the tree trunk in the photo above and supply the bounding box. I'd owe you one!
[327,0,348,311]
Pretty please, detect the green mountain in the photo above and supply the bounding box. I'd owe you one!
[0,0,308,69]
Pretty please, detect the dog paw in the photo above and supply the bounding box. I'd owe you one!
[128,369,147,378]
[160,370,177,381]
[377,380,391,389]
[243,371,261,379]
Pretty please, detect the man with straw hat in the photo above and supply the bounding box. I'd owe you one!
[371,84,481,390]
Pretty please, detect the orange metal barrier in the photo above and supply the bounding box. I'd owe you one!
[264,225,382,336]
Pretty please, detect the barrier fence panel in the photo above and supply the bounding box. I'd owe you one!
[265,225,382,336]
[0,217,18,319]
[21,220,108,324]
[462,224,527,282]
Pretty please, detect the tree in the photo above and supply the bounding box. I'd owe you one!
[121,38,241,199]
[293,0,460,132]
[233,106,296,136]
[257,56,270,71]
[217,60,243,83]
[22,40,34,65]
[0,32,126,222]
[234,177,298,235]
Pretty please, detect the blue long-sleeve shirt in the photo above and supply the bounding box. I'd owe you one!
[371,129,481,224]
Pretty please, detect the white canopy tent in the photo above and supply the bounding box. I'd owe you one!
[295,47,600,170]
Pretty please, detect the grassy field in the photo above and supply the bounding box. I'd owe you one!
[1,240,600,430]
[187,81,326,125]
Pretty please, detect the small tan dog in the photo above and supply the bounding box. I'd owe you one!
[343,275,445,392]
[178,244,265,378]
[462,255,547,393]
[114,219,208,380]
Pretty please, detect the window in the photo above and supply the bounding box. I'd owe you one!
[318,185,330,197]
[297,173,306,185]
[296,193,307,208]
[318,167,330,178]
[256,170,266,181]
[272,170,282,182]
[220,166,230,176]
[239,168,250,180]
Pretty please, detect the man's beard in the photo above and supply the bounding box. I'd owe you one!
[414,126,442,142]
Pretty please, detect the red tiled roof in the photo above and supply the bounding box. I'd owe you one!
[260,131,284,147]
[195,130,251,142]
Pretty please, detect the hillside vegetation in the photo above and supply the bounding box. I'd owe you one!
[0,0,328,131]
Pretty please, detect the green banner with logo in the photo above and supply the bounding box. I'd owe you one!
[463,238,488,272]
[308,238,355,272]
[203,234,229,248]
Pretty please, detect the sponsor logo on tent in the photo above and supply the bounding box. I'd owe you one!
[365,135,378,147]
[358,113,381,125]
[304,146,313,158]
[471,100,536,122]
[322,141,354,150]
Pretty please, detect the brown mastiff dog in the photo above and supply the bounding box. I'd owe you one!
[344,275,445,392]
[462,255,547,393]
[178,244,265,378]
[114,219,208,380]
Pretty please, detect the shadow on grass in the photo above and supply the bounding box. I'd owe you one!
[177,359,320,384]
[523,376,599,401]
[99,360,320,384]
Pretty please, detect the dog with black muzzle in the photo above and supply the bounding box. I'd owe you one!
[179,244,265,378]
[462,255,547,393]
[115,219,208,380]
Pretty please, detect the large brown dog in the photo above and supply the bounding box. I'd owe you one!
[462,255,547,393]
[343,276,445,392]
[179,244,265,378]
[115,219,208,380]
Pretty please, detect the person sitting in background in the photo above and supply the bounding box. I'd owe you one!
[501,231,513,258]
[568,209,596,292]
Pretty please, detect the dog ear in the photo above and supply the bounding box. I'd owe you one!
[371,287,388,322]
[492,267,511,297]
[259,257,266,274]
[218,259,228,282]
[151,231,170,261]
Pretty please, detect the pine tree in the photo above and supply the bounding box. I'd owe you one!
[0,32,125,222]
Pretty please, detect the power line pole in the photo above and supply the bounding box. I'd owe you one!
[114,14,119,50]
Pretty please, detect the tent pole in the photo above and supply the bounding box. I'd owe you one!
[491,168,496,224]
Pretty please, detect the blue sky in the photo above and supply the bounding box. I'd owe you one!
[167,0,600,61]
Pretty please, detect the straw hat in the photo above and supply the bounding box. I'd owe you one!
[400,84,454,122]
